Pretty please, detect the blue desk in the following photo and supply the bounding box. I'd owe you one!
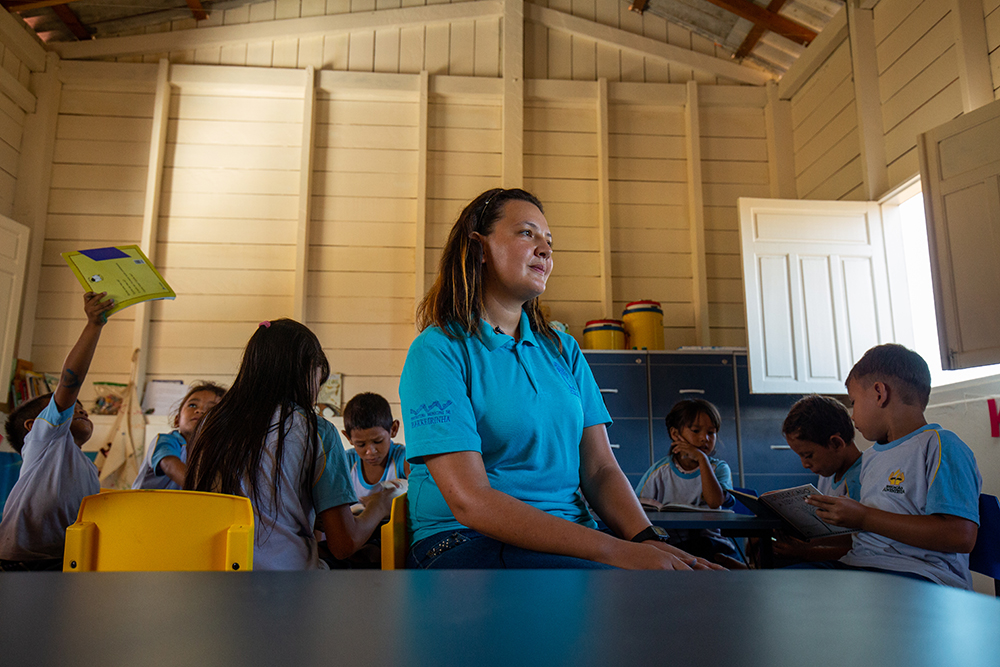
[1,570,997,667]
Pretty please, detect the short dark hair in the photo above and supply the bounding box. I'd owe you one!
[342,392,395,435]
[4,393,55,454]
[665,399,722,436]
[846,343,931,408]
[782,394,855,446]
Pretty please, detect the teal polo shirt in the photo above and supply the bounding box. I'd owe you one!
[399,311,612,544]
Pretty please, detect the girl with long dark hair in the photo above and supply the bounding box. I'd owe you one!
[185,319,396,569]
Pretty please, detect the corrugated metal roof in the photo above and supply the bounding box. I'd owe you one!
[641,0,844,77]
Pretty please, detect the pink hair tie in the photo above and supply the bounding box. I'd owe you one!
[259,321,271,328]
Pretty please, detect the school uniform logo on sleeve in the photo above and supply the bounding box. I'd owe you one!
[409,401,454,428]
[882,469,905,494]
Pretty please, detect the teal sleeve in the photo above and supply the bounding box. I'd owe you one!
[313,418,358,512]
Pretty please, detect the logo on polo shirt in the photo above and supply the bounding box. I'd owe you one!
[882,469,905,494]
[409,400,454,428]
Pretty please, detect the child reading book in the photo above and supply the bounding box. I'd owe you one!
[635,399,738,563]
[342,392,408,503]
[803,344,982,588]
[773,394,862,562]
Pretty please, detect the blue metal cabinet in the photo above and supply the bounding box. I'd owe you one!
[583,352,651,485]
[649,353,740,476]
[735,357,815,493]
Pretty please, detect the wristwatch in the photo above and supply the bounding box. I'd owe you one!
[630,525,669,543]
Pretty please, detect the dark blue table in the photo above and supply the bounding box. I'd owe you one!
[1,570,997,666]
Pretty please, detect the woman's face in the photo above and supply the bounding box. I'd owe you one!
[480,199,553,305]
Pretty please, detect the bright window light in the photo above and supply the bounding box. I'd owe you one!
[899,193,1000,387]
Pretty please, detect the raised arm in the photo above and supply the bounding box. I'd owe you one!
[53,291,114,412]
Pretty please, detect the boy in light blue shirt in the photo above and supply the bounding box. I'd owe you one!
[0,292,114,570]
[805,344,982,589]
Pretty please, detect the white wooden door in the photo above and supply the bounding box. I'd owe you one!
[738,198,900,394]
[0,215,29,404]
[918,98,1000,370]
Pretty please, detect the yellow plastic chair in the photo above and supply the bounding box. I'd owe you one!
[380,492,407,570]
[63,489,254,572]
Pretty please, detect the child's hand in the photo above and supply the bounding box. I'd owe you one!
[772,534,808,558]
[670,440,707,466]
[805,494,866,529]
[83,291,115,326]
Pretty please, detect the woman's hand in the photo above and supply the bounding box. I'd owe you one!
[610,540,726,571]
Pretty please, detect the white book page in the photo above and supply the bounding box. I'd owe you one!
[762,484,856,539]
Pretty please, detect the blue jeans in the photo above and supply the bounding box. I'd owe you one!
[786,559,934,583]
[407,529,616,570]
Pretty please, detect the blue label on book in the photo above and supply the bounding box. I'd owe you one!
[80,247,129,261]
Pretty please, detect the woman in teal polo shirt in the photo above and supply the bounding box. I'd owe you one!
[398,188,722,570]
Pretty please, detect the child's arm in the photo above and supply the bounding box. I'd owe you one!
[158,457,187,486]
[317,483,398,560]
[773,533,853,561]
[53,292,115,412]
[805,495,978,553]
[672,441,726,508]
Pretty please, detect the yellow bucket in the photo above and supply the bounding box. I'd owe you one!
[622,301,664,350]
[583,319,626,350]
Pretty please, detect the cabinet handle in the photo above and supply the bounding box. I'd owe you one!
[610,444,621,449]
[679,389,705,394]
[600,388,619,394]
[770,445,791,450]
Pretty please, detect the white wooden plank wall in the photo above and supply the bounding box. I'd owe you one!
[0,43,30,218]
[987,0,1000,97]
[790,40,862,201]
[425,95,502,293]
[700,101,769,346]
[606,101,692,347]
[312,92,419,409]
[110,1,502,79]
[524,0,731,84]
[143,89,303,392]
[523,99,601,336]
[873,0,964,188]
[33,83,155,402]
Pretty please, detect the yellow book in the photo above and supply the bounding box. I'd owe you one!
[61,245,175,316]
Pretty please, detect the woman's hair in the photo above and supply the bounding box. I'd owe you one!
[665,399,722,454]
[416,187,559,346]
[172,381,227,429]
[184,319,330,526]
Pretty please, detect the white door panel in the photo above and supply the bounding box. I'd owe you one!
[0,216,29,404]
[739,198,901,394]
[919,98,1000,370]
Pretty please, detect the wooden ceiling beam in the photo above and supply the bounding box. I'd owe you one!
[701,0,816,46]
[733,0,788,60]
[51,3,90,41]
[185,0,207,21]
[3,0,80,10]
[628,0,650,14]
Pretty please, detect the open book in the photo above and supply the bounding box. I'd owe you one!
[640,498,733,513]
[62,245,175,316]
[729,485,859,540]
